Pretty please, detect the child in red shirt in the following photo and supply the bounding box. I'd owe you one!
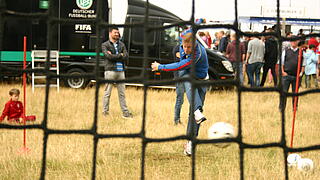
[0,88,36,123]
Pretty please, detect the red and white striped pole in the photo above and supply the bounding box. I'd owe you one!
[290,48,303,148]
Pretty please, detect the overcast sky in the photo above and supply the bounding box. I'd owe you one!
[107,0,320,33]
[147,0,320,21]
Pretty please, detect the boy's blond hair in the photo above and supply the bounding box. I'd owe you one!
[182,32,194,44]
[9,88,20,96]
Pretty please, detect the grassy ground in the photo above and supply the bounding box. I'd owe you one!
[0,82,319,179]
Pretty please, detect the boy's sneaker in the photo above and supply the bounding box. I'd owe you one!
[183,141,192,156]
[194,109,206,124]
[122,112,133,119]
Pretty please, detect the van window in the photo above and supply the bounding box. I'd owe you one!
[131,19,156,46]
[162,24,179,46]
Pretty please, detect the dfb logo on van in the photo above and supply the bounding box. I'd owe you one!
[76,0,93,10]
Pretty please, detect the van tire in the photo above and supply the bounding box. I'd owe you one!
[65,68,88,89]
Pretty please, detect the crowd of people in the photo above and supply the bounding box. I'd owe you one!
[198,28,320,89]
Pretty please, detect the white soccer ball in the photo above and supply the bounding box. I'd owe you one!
[207,122,235,148]
[287,154,301,167]
[297,158,314,172]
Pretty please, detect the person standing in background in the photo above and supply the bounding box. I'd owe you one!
[212,32,220,50]
[307,33,319,52]
[205,31,212,49]
[260,29,278,87]
[172,45,185,125]
[246,35,265,87]
[218,31,228,55]
[303,44,318,88]
[279,37,306,110]
[198,31,208,45]
[225,33,246,84]
[102,26,133,119]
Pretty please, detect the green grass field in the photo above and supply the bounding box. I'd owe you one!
[0,83,319,179]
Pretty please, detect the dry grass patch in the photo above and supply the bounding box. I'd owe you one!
[0,83,319,179]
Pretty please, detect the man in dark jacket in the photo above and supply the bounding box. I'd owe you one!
[101,27,133,118]
[260,29,278,87]
[218,31,229,54]
[226,33,246,84]
[279,37,306,110]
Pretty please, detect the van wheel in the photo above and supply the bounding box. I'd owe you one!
[65,68,88,89]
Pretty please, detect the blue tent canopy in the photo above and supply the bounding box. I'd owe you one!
[239,16,320,26]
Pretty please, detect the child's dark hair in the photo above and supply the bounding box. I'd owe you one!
[298,40,306,47]
[309,44,316,49]
[9,88,20,96]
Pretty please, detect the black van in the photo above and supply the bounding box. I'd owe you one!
[0,0,234,88]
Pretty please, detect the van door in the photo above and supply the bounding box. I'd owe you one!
[2,0,33,51]
[158,23,180,80]
[31,1,49,50]
[124,17,159,79]
[1,0,33,77]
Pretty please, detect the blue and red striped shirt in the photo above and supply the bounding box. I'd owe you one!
[158,42,208,79]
